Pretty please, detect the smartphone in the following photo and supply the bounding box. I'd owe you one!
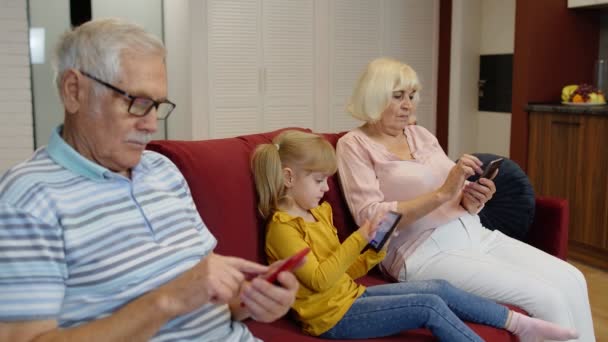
[477,158,504,182]
[263,247,310,284]
[369,211,403,251]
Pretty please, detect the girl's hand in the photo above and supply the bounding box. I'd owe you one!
[356,210,387,242]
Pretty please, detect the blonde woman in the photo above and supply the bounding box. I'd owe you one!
[336,57,594,341]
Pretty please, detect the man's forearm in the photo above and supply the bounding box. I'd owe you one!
[30,290,174,342]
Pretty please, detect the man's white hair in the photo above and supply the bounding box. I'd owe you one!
[53,18,166,101]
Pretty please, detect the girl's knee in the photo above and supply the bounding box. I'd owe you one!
[425,279,451,289]
[425,279,459,295]
[414,293,453,314]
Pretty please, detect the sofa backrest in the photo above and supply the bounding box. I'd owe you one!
[147,128,358,263]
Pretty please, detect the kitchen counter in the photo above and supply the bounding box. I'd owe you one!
[526,103,608,115]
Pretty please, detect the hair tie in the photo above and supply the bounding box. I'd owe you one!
[274,143,280,150]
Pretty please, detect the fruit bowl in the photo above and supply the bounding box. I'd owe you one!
[562,84,606,105]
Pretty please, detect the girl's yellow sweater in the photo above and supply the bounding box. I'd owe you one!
[265,202,386,336]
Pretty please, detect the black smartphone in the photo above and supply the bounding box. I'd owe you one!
[369,211,403,251]
[477,158,504,182]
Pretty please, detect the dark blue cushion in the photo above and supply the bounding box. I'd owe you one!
[467,153,535,241]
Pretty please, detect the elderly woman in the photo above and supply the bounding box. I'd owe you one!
[336,57,594,341]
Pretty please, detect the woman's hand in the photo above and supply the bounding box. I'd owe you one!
[461,171,497,213]
[438,154,482,201]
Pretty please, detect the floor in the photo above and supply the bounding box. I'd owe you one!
[569,260,607,341]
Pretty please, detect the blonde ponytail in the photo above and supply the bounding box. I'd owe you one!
[252,143,285,218]
[251,130,337,218]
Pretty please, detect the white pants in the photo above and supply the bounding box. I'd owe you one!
[400,214,595,342]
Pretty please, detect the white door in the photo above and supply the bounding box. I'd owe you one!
[262,0,315,131]
[207,0,316,138]
[207,0,260,138]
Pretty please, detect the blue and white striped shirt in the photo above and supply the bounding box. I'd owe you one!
[0,126,258,341]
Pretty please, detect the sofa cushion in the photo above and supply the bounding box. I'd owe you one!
[147,137,264,261]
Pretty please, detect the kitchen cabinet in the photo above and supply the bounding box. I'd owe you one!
[528,111,608,270]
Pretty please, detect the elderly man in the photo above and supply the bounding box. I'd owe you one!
[0,18,298,341]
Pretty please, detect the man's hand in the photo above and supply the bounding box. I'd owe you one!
[237,263,299,323]
[157,253,268,317]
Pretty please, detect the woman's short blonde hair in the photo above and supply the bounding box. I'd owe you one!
[347,57,421,122]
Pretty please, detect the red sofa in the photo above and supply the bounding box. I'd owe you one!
[147,128,569,342]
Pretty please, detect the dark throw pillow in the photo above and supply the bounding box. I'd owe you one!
[468,153,536,241]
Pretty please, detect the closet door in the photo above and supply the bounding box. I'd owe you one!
[207,0,260,138]
[262,0,315,131]
[328,0,382,132]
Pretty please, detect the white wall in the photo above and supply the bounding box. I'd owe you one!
[448,0,515,159]
[448,0,481,160]
[476,0,514,157]
[0,0,34,173]
[480,0,515,55]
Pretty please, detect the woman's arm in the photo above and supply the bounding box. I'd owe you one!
[337,135,477,229]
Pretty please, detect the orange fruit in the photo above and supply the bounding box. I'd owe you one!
[572,94,584,103]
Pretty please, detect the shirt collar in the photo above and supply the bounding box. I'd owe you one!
[47,125,114,181]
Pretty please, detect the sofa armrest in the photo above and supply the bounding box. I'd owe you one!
[526,197,569,260]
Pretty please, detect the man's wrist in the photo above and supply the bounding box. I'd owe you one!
[148,288,181,321]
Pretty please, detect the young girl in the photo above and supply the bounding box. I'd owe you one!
[251,130,578,342]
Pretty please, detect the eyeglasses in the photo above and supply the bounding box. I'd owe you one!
[80,70,176,120]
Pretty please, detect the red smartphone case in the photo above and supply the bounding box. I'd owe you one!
[264,247,310,284]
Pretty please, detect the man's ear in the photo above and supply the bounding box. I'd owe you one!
[282,167,294,188]
[61,69,84,115]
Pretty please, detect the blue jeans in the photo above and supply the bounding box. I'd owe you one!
[320,279,508,341]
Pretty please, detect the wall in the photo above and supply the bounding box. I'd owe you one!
[476,0,514,157]
[0,0,34,173]
[447,0,481,160]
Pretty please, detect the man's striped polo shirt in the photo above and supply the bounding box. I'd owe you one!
[0,126,258,341]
